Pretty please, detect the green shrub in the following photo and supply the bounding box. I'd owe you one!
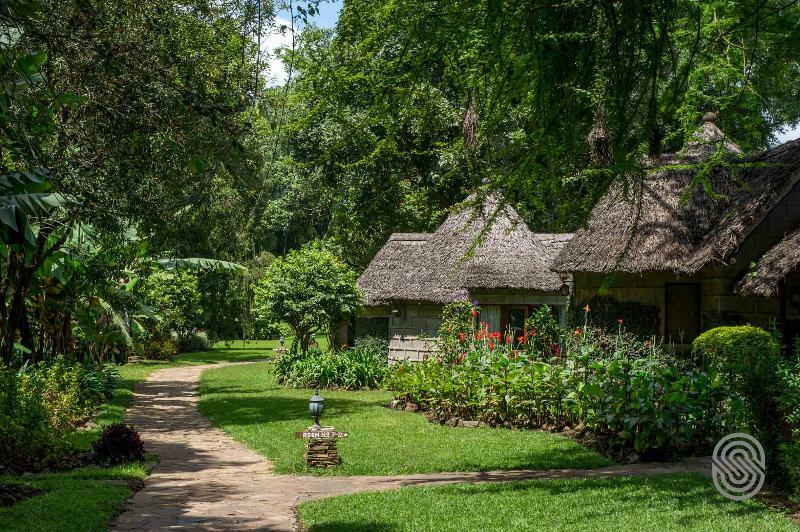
[141,334,178,360]
[92,424,145,466]
[144,271,203,349]
[78,364,121,405]
[252,242,363,354]
[436,301,477,363]
[278,339,388,390]
[0,359,92,472]
[177,331,210,353]
[692,326,780,442]
[777,441,800,497]
[575,296,660,338]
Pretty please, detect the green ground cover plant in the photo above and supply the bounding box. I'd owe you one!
[297,474,796,532]
[277,337,389,390]
[198,361,610,476]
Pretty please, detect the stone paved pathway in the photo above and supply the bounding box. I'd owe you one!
[112,363,712,531]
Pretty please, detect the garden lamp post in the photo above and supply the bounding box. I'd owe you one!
[279,336,285,347]
[309,389,324,430]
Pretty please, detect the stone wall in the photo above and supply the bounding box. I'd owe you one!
[387,304,441,362]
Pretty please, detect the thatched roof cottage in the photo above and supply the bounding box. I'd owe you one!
[357,193,573,361]
[554,113,800,349]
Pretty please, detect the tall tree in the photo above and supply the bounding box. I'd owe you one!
[280,0,800,267]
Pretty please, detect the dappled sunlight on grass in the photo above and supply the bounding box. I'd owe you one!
[298,473,796,531]
[1,341,276,530]
[198,362,611,476]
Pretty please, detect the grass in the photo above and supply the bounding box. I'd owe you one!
[1,339,278,532]
[297,473,797,531]
[0,464,150,532]
[198,362,611,475]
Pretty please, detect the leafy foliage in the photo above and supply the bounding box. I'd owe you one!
[279,339,389,390]
[252,242,363,353]
[692,326,781,443]
[391,316,740,459]
[144,271,203,347]
[281,0,800,266]
[91,423,145,466]
[0,359,92,472]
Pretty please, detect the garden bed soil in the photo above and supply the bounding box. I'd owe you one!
[0,483,45,507]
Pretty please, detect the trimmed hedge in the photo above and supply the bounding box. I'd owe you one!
[692,326,781,453]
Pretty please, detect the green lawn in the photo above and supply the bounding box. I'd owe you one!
[0,464,150,532]
[1,340,278,532]
[298,473,796,531]
[198,362,611,475]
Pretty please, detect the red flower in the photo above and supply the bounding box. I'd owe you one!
[471,309,479,318]
[458,332,467,342]
[488,331,502,341]
[552,344,562,356]
[617,318,624,325]
[488,341,495,350]
[505,334,513,344]
[517,335,525,344]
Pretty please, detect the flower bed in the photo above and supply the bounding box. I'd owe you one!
[389,303,741,460]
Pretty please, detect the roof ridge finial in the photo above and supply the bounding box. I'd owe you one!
[587,105,612,166]
[462,94,479,148]
[702,111,717,124]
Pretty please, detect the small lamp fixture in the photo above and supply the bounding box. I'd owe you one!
[279,336,285,346]
[391,308,400,318]
[309,389,324,430]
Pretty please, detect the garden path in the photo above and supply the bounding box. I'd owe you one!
[112,363,711,531]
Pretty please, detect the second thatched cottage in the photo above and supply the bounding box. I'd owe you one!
[554,113,800,350]
[357,192,573,361]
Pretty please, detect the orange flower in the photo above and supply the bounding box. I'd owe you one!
[488,341,496,350]
[583,304,591,314]
[517,335,525,344]
[574,327,582,337]
[617,318,624,325]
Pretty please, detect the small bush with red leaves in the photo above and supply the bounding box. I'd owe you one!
[92,424,145,466]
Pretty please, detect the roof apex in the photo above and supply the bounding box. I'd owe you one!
[682,112,742,159]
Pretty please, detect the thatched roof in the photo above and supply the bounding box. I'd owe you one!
[358,194,571,305]
[737,227,800,297]
[555,116,800,274]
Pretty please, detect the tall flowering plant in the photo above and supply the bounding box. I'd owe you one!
[436,301,479,365]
